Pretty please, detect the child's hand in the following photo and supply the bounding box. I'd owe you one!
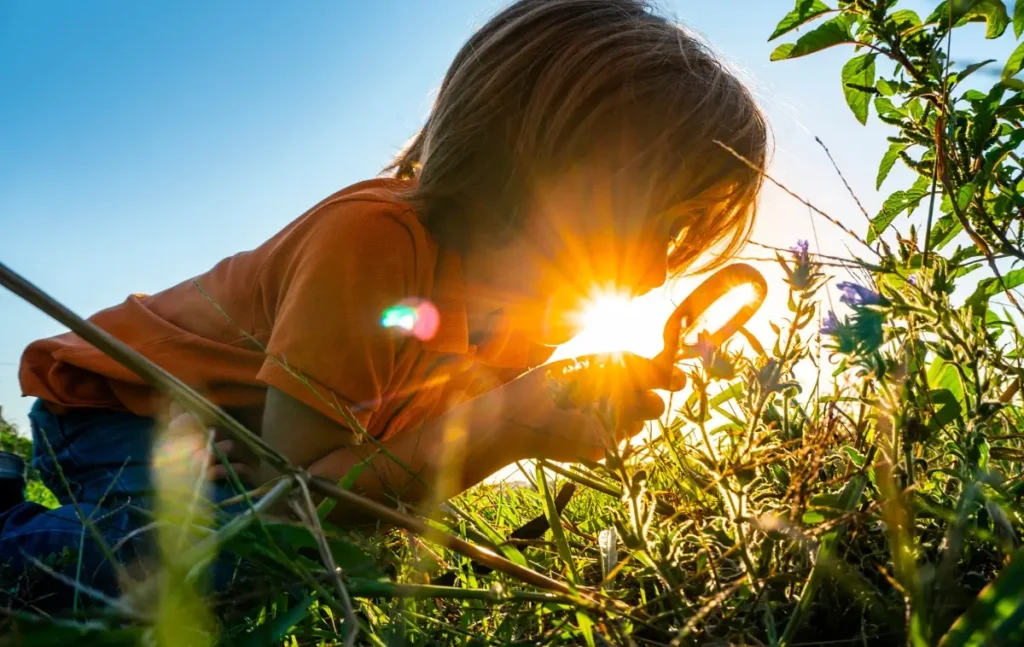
[167,404,259,485]
[498,353,685,463]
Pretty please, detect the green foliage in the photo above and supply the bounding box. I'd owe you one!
[842,53,876,125]
[0,412,57,509]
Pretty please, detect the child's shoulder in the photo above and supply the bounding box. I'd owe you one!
[296,177,422,239]
[258,177,435,288]
[268,177,429,257]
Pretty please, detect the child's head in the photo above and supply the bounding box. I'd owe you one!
[390,0,769,343]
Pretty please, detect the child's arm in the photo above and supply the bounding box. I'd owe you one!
[260,386,524,526]
[260,354,678,527]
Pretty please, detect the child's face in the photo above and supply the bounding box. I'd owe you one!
[493,164,680,346]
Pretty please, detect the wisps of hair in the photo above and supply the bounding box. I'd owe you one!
[386,0,769,274]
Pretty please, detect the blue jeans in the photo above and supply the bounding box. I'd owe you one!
[0,400,247,607]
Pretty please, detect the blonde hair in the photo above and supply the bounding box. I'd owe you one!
[388,0,769,275]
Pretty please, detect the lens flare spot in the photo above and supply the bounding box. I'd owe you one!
[382,299,440,341]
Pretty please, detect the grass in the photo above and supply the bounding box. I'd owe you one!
[1,238,1022,646]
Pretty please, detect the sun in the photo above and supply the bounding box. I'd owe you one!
[549,281,766,365]
[549,290,668,362]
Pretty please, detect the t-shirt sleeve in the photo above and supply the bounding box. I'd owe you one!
[255,200,419,430]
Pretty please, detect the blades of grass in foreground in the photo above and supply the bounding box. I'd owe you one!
[938,548,1024,647]
[237,594,316,647]
[535,464,579,584]
[779,472,868,647]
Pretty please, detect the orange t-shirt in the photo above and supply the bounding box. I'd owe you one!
[19,178,553,439]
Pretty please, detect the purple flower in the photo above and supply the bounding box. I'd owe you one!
[837,281,882,307]
[790,239,810,263]
[820,311,842,335]
[908,275,918,287]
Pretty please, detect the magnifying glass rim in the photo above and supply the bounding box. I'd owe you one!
[660,262,768,364]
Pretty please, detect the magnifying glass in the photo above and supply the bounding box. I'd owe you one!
[654,262,768,371]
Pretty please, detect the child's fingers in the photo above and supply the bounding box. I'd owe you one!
[627,390,666,421]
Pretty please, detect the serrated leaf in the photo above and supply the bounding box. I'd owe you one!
[877,142,909,189]
[869,175,931,243]
[769,0,833,41]
[1016,0,1024,37]
[770,17,853,61]
[842,54,876,124]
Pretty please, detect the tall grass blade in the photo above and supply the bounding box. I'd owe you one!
[938,549,1024,647]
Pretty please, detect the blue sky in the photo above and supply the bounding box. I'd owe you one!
[0,0,1009,430]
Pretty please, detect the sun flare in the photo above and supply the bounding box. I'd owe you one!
[553,282,766,364]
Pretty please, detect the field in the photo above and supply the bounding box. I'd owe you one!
[3,1,1024,645]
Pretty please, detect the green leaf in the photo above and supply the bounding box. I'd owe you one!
[956,59,997,84]
[461,506,530,568]
[842,54,876,125]
[965,268,1024,315]
[535,464,579,582]
[973,0,1012,38]
[576,612,597,647]
[874,96,905,120]
[929,388,965,431]
[1015,0,1024,37]
[930,0,1011,39]
[877,142,909,189]
[1003,40,1024,81]
[890,9,923,29]
[928,213,963,251]
[802,510,826,524]
[842,445,866,467]
[928,357,966,411]
[770,17,853,61]
[317,454,373,521]
[780,474,868,645]
[869,175,931,243]
[238,595,317,647]
[769,0,833,41]
[938,548,1024,646]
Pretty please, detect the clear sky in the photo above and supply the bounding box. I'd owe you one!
[0,0,1010,431]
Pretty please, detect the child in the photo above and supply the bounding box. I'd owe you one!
[0,0,767,604]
